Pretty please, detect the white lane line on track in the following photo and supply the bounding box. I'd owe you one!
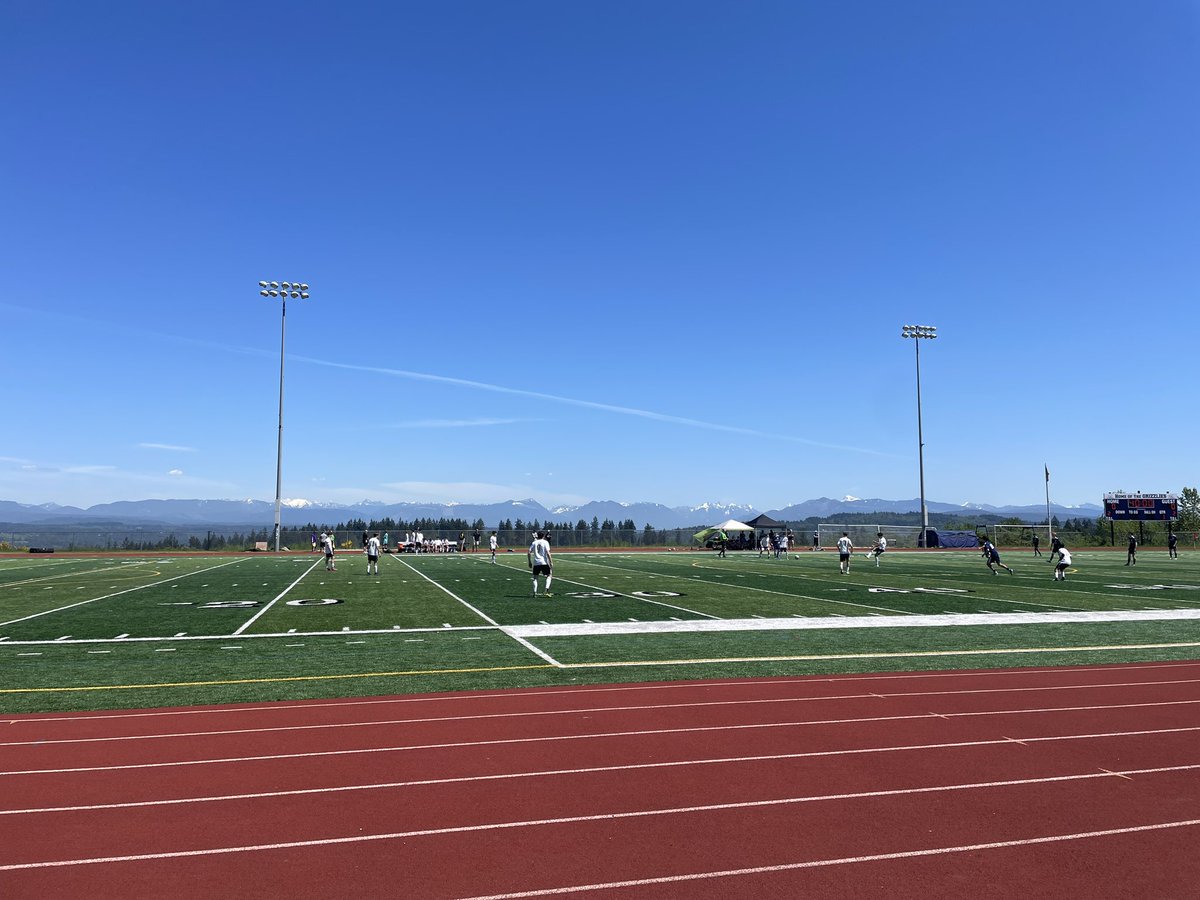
[9,660,1200,726]
[3,771,1200,872]
[4,699,1198,776]
[3,678,1199,747]
[3,728,1199,816]
[456,819,1200,900]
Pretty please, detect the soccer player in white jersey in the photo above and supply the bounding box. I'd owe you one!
[489,531,498,564]
[322,532,336,571]
[867,532,887,566]
[366,532,381,575]
[528,530,554,596]
[836,531,853,575]
[1053,544,1072,580]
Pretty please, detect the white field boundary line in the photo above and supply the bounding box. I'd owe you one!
[704,557,1089,614]
[3,682,1198,748]
[480,556,720,620]
[231,557,324,635]
[507,607,1200,638]
[0,558,248,629]
[6,697,1198,776]
[4,767,1200,872]
[568,555,913,616]
[7,606,1200,647]
[5,726,1200,816]
[393,555,563,667]
[0,625,498,647]
[458,819,1200,900]
[14,659,1200,726]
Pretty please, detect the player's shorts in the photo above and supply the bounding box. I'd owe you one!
[874,547,886,555]
[988,550,1001,563]
[839,552,850,562]
[367,554,378,562]
[532,564,552,577]
[1055,562,1069,570]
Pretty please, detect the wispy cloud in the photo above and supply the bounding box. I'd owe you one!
[386,418,529,429]
[168,469,184,476]
[139,442,198,453]
[291,355,892,457]
[0,304,889,457]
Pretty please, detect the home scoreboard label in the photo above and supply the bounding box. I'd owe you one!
[1103,492,1178,521]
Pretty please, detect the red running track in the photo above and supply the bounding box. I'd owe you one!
[2,660,1200,898]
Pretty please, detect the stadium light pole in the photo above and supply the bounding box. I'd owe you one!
[260,280,310,552]
[901,325,937,547]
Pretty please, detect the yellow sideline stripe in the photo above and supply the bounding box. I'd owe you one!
[0,664,556,694]
[561,640,1200,668]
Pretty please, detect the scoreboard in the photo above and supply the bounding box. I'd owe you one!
[1103,492,1178,521]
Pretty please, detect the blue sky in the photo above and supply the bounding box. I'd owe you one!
[3,1,1197,512]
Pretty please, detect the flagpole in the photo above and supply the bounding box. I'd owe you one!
[1045,464,1052,547]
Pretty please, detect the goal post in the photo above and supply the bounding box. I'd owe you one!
[816,524,926,550]
[991,524,1051,548]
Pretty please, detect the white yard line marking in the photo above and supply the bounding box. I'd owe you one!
[0,559,248,628]
[482,557,719,619]
[3,771,1199,872]
[394,557,562,667]
[232,557,324,636]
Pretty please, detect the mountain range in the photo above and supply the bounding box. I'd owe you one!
[0,496,1103,530]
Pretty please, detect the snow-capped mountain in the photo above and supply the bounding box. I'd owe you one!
[0,496,1103,529]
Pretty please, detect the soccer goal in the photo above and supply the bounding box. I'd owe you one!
[816,524,926,550]
[991,524,1052,548]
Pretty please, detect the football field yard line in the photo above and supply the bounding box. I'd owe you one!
[394,555,563,667]
[712,558,1086,613]
[0,557,248,628]
[231,557,323,635]
[482,556,721,620]
[0,559,157,591]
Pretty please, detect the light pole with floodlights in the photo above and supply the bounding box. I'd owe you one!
[901,324,936,547]
[260,280,310,552]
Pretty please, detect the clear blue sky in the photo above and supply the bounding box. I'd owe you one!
[3,1,1197,512]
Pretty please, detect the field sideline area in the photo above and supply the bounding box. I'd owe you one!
[4,546,1200,715]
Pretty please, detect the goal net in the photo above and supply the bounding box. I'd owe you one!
[815,524,926,550]
[991,524,1052,548]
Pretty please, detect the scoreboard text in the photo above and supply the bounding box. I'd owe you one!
[1102,492,1179,521]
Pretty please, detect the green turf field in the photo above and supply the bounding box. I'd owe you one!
[3,547,1200,713]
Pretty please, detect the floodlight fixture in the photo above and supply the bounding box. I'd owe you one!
[259,280,312,552]
[901,323,938,546]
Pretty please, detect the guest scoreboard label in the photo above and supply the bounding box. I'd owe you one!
[1103,492,1178,521]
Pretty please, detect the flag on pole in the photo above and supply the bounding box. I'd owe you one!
[1045,464,1050,483]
